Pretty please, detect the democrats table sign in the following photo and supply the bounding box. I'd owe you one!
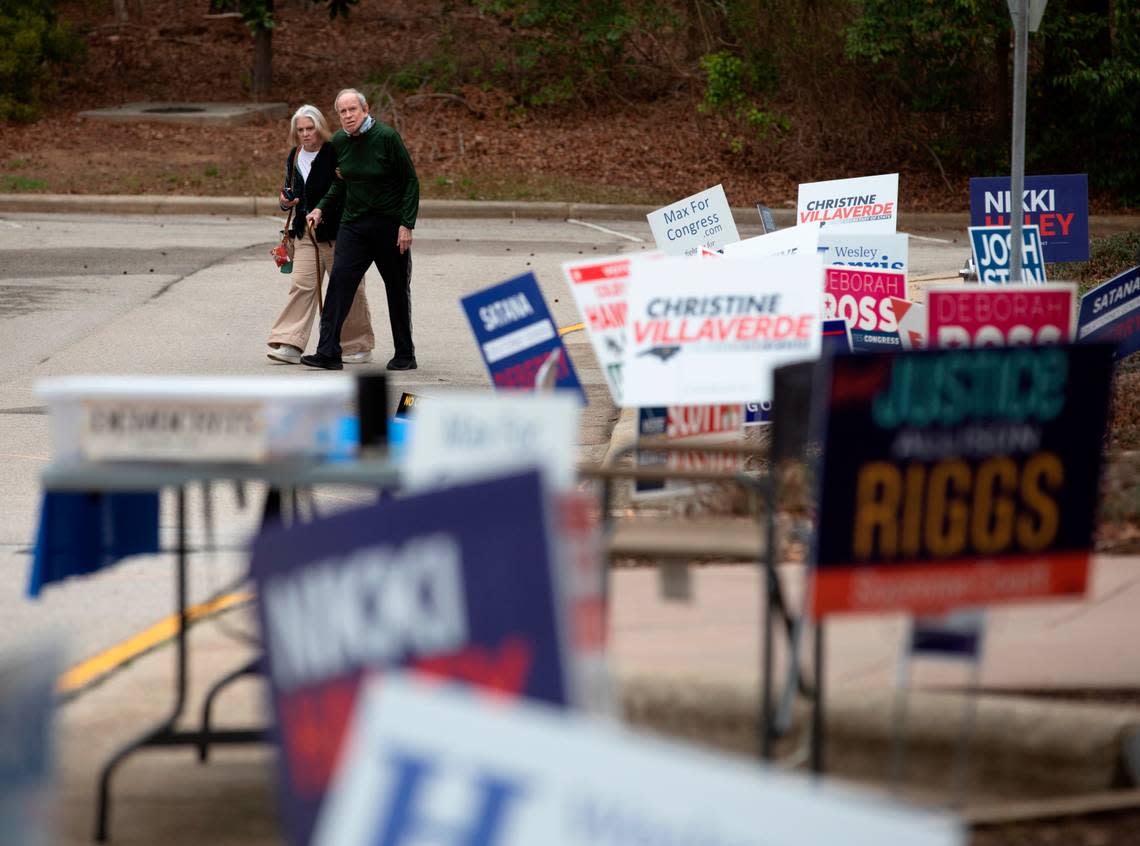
[646,184,741,257]
[314,677,963,846]
[562,252,663,404]
[723,220,822,259]
[798,173,899,232]
[461,272,586,403]
[1078,266,1140,361]
[403,391,580,492]
[622,252,824,407]
[819,232,909,276]
[969,224,1047,284]
[970,174,1089,262]
[251,470,573,846]
[927,283,1077,348]
[810,343,1115,617]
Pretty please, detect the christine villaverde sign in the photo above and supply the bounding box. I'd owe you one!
[621,252,824,407]
[810,344,1115,617]
[797,173,899,232]
[970,174,1089,262]
[251,470,572,846]
[461,272,586,403]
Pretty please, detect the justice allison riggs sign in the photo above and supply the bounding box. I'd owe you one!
[809,344,1115,618]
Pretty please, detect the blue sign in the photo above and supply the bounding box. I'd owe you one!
[461,272,586,403]
[1079,266,1140,360]
[969,174,1088,263]
[251,470,570,846]
[969,173,1089,262]
[910,612,984,658]
[850,328,900,351]
[969,224,1047,284]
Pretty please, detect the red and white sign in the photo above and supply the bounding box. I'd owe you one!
[563,252,661,404]
[927,283,1077,348]
[891,298,926,349]
[824,267,906,333]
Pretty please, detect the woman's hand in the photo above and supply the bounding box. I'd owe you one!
[279,191,299,209]
[306,208,323,229]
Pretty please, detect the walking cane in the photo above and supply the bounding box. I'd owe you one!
[306,219,324,315]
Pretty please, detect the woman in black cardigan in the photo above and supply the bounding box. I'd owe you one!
[266,104,374,364]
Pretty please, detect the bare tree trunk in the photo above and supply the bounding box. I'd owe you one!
[112,0,129,22]
[995,26,1010,143]
[252,25,273,100]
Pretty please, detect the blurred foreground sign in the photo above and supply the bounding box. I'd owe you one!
[251,470,571,846]
[314,677,963,846]
[812,344,1114,617]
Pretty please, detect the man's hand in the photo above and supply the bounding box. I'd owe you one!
[306,208,323,229]
[279,191,299,209]
[397,225,413,254]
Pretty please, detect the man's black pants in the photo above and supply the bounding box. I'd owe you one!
[317,215,413,361]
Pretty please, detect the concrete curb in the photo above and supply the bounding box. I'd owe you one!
[619,674,1140,801]
[1,193,1134,233]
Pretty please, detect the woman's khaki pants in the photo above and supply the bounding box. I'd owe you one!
[267,237,374,355]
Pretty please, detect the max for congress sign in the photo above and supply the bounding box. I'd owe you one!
[811,344,1114,617]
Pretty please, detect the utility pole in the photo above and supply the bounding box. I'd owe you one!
[1007,0,1046,283]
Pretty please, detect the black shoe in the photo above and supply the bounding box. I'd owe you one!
[300,353,343,370]
[386,356,418,371]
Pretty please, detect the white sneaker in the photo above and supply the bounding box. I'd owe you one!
[267,344,302,364]
[342,350,373,364]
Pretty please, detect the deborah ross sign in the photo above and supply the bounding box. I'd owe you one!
[811,344,1114,617]
[251,471,571,846]
[969,174,1089,262]
[927,284,1077,348]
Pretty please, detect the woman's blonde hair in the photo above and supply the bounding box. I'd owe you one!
[288,104,332,147]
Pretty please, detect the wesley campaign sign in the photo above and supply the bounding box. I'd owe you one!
[811,344,1114,617]
[461,272,585,402]
[819,232,909,275]
[970,174,1089,262]
[251,470,572,846]
[798,173,899,232]
[562,252,662,403]
[927,283,1077,348]
[647,184,740,257]
[622,252,824,407]
[315,677,963,846]
[403,392,580,491]
[969,225,1047,284]
[1078,266,1140,360]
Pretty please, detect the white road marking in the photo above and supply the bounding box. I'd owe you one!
[566,218,645,243]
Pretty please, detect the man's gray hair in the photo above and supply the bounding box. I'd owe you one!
[334,88,368,111]
[288,104,332,146]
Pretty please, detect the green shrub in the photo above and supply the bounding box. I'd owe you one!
[1052,232,1140,293]
[0,0,83,122]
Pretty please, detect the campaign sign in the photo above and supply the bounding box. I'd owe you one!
[798,173,899,232]
[403,392,580,491]
[647,184,741,257]
[811,344,1115,617]
[394,391,417,418]
[562,252,662,403]
[927,283,1077,348]
[622,252,824,406]
[315,677,963,846]
[1078,266,1140,360]
[818,232,909,275]
[825,266,906,334]
[969,225,1047,284]
[635,404,744,495]
[723,221,821,259]
[970,174,1089,262]
[251,470,572,846]
[892,298,926,350]
[911,610,985,659]
[745,319,849,424]
[461,272,586,403]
